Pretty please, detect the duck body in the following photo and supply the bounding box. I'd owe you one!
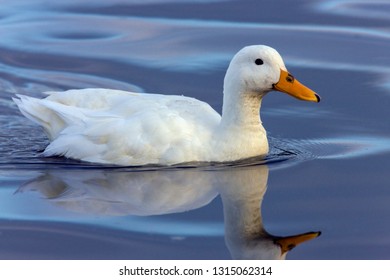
[13,45,319,166]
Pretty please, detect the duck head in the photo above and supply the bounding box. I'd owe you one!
[224,45,320,102]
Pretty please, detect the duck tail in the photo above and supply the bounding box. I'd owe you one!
[13,94,80,140]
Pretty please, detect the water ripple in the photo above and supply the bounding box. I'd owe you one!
[315,0,390,21]
[275,135,390,161]
[1,11,389,72]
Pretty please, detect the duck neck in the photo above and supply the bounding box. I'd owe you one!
[213,85,269,160]
[218,167,269,258]
[220,88,264,129]
[222,191,266,240]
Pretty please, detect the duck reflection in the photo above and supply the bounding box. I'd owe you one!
[18,164,320,259]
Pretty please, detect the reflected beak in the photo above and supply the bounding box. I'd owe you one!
[274,231,321,254]
[273,69,320,102]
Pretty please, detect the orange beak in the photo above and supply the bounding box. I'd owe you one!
[274,231,321,254]
[273,69,320,102]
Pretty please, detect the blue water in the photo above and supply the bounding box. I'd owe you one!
[1,0,390,259]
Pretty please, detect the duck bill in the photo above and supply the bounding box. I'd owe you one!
[273,69,320,102]
[274,231,321,254]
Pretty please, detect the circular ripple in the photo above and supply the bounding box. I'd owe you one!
[270,135,390,163]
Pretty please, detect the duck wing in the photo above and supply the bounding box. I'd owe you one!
[14,89,221,165]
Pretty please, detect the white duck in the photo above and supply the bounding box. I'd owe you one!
[13,45,320,166]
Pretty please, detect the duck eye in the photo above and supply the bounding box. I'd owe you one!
[255,58,264,65]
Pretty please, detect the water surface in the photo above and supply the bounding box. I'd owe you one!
[1,0,390,259]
